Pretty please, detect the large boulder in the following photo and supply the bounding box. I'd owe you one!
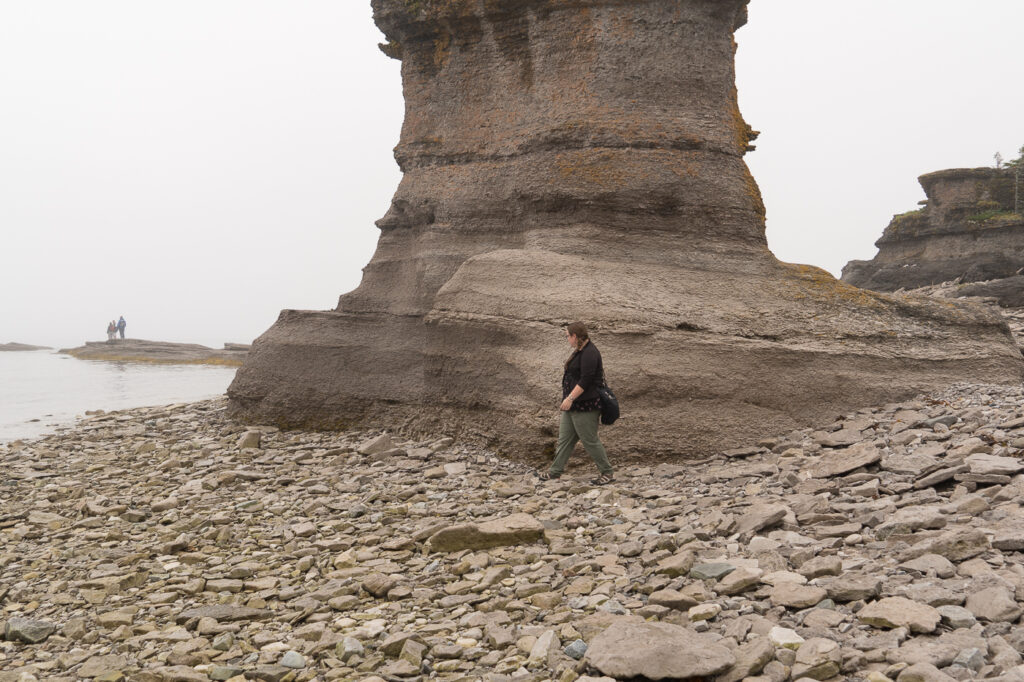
[228,0,1023,459]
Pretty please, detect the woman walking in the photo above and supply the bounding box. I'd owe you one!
[539,321,614,484]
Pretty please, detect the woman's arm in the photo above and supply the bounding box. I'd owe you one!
[560,385,583,411]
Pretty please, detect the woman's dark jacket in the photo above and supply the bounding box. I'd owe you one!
[562,341,603,411]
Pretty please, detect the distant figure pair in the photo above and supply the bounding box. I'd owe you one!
[106,316,126,341]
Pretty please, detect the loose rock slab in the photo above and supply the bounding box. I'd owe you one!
[427,513,545,552]
[585,621,735,680]
[858,597,941,633]
[809,442,883,478]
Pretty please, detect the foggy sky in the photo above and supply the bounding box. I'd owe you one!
[2,1,1022,349]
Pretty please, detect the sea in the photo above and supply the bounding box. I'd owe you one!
[0,350,238,442]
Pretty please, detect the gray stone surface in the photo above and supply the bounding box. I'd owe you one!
[426,513,545,552]
[965,587,1023,623]
[809,442,883,478]
[858,597,942,633]
[771,583,828,609]
[585,621,735,680]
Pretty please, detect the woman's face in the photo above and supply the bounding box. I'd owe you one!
[567,332,577,349]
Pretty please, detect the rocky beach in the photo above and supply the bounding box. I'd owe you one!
[4,2,1021,681]
[3,382,1024,682]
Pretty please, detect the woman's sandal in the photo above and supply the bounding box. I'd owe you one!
[537,472,560,481]
[591,473,614,486]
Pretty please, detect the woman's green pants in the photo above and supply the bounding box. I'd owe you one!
[550,410,613,476]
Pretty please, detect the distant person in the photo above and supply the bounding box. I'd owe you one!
[117,316,126,340]
[106,320,116,342]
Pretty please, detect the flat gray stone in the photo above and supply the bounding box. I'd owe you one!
[890,629,987,668]
[966,454,1023,476]
[965,586,1023,623]
[914,464,968,490]
[77,654,128,678]
[993,532,1024,551]
[427,513,545,552]
[882,453,940,475]
[898,582,963,607]
[655,550,696,577]
[936,605,976,629]
[770,583,827,609]
[875,505,947,539]
[900,528,990,563]
[797,555,842,579]
[809,442,882,478]
[174,604,271,624]
[735,503,789,535]
[858,597,941,633]
[716,567,763,595]
[585,621,735,680]
[647,589,698,611]
[690,562,736,581]
[815,428,863,448]
[899,554,956,579]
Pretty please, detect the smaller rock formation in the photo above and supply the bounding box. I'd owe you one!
[60,339,247,366]
[0,342,52,351]
[842,166,1024,303]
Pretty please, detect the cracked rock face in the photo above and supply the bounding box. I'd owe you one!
[842,167,1024,304]
[228,0,1023,458]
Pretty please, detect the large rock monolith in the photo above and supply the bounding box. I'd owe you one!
[228,0,1023,458]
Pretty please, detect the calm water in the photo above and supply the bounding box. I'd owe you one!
[0,350,237,442]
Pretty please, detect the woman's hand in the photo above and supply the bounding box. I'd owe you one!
[560,396,574,411]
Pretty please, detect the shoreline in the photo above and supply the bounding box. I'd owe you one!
[2,382,1024,680]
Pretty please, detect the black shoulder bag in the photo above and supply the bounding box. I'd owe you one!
[597,372,620,426]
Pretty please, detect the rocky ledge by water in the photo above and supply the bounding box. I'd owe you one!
[60,340,249,367]
[0,343,51,352]
[842,167,1024,301]
[3,385,1024,681]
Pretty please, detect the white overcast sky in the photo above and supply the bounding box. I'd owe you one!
[2,1,1022,349]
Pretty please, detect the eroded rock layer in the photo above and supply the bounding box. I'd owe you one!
[842,168,1024,302]
[228,0,1023,458]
